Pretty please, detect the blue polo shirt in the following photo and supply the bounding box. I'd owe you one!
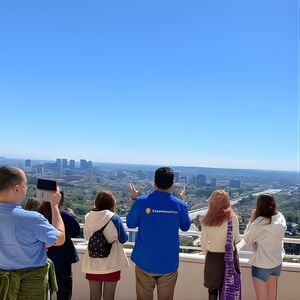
[126,190,191,274]
[0,203,58,270]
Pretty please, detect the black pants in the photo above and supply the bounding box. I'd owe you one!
[53,264,73,300]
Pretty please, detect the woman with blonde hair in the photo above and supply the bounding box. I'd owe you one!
[200,189,240,300]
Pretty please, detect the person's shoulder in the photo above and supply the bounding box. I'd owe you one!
[61,208,76,219]
[111,214,125,226]
[137,193,149,201]
[13,207,47,223]
[111,214,121,221]
[170,194,188,207]
[276,211,285,218]
[61,209,80,225]
[133,193,149,206]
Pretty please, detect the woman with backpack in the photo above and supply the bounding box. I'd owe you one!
[81,191,129,300]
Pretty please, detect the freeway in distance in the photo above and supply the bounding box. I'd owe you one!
[188,189,282,221]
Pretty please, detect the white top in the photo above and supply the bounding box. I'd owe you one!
[244,212,286,268]
[201,215,240,254]
[81,210,129,274]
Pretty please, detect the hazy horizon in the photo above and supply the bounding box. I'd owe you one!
[0,154,298,173]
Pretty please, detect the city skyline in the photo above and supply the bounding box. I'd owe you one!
[0,0,298,172]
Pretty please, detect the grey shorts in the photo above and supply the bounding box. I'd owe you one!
[251,264,282,282]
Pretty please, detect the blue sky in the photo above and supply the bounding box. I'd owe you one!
[0,0,298,171]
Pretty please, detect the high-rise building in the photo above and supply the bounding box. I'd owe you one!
[56,158,62,169]
[62,158,68,169]
[174,171,180,182]
[70,159,75,170]
[196,174,206,187]
[80,159,89,170]
[37,165,44,174]
[25,159,31,167]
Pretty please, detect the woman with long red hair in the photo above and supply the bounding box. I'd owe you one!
[200,189,240,300]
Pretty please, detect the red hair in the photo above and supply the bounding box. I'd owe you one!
[201,189,236,226]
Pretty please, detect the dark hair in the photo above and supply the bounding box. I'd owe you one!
[0,166,24,191]
[38,189,65,222]
[38,201,52,222]
[252,194,277,222]
[154,167,174,190]
[25,198,41,211]
[59,190,65,207]
[93,191,116,212]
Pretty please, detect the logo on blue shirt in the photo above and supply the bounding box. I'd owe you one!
[145,208,178,215]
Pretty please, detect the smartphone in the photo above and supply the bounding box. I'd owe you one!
[36,179,57,202]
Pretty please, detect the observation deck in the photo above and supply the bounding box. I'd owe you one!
[68,228,300,300]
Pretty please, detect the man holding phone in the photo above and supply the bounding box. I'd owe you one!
[0,166,65,299]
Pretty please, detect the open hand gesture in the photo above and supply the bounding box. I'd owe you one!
[176,185,186,201]
[129,182,143,200]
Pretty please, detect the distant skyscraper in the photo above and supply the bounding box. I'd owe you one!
[196,174,206,187]
[56,158,62,168]
[70,159,75,170]
[79,160,93,170]
[174,171,180,182]
[25,159,31,167]
[62,158,68,169]
[37,165,44,174]
[187,175,196,186]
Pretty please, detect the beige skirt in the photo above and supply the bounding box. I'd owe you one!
[204,251,225,289]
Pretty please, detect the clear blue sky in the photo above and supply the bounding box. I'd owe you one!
[0,0,298,171]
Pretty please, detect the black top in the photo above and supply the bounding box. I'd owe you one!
[47,209,81,272]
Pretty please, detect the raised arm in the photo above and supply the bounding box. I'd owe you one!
[50,190,65,246]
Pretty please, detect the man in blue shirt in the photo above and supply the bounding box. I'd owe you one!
[126,166,191,300]
[0,166,65,299]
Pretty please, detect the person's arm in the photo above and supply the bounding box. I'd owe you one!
[244,223,260,244]
[126,182,142,228]
[179,202,191,231]
[50,190,65,246]
[112,215,129,244]
[233,216,240,243]
[201,225,208,255]
[126,200,140,228]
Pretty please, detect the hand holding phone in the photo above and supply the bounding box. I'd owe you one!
[51,189,62,206]
[36,179,57,202]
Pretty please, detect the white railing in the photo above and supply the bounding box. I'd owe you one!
[74,226,300,261]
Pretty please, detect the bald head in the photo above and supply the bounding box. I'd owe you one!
[0,166,28,203]
[0,166,25,191]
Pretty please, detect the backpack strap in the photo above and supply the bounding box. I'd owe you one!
[100,217,113,232]
[89,216,114,242]
[92,216,114,236]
